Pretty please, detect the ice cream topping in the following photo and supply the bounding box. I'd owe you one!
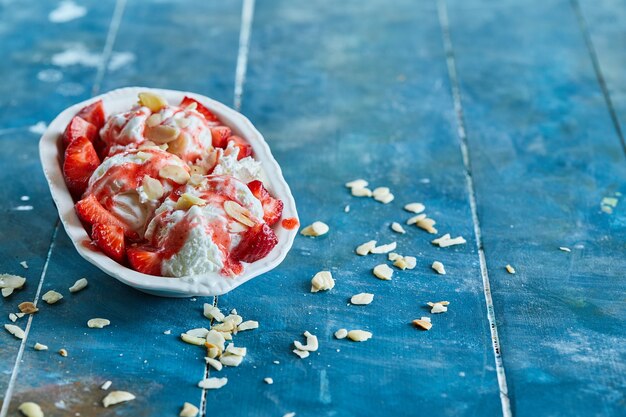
[62,92,284,278]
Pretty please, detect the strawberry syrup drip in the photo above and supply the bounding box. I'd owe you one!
[281,217,299,230]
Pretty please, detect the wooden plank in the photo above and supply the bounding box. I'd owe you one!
[0,0,117,401]
[210,0,502,415]
[3,0,244,415]
[444,0,626,415]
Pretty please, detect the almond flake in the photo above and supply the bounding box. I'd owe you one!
[371,241,397,254]
[559,247,571,252]
[181,333,205,346]
[351,187,373,197]
[372,187,390,198]
[431,234,466,247]
[427,301,450,307]
[205,330,226,354]
[175,193,207,211]
[391,222,406,234]
[180,402,199,417]
[347,330,372,342]
[294,331,318,352]
[293,349,309,359]
[412,319,432,330]
[211,321,235,333]
[69,277,88,293]
[103,390,136,407]
[505,264,516,274]
[205,357,223,371]
[356,240,377,256]
[264,377,274,384]
[300,221,329,237]
[350,293,374,305]
[374,193,394,204]
[432,261,446,275]
[18,402,43,417]
[220,354,244,367]
[198,377,228,390]
[407,214,427,225]
[20,261,29,269]
[334,329,348,339]
[142,175,164,200]
[373,264,393,280]
[404,203,425,213]
[185,328,210,338]
[9,313,17,322]
[138,92,168,112]
[42,290,63,304]
[2,288,13,297]
[344,205,350,213]
[146,124,180,144]
[225,343,247,356]
[59,348,68,357]
[34,343,48,351]
[223,200,256,227]
[101,380,112,390]
[417,218,437,234]
[345,179,368,188]
[159,164,190,185]
[87,318,110,329]
[310,271,335,293]
[203,304,225,322]
[0,274,26,290]
[146,113,163,127]
[237,320,259,331]
[18,301,38,314]
[4,324,25,339]
[430,302,448,314]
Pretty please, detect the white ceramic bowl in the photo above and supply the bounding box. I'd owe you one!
[39,87,298,297]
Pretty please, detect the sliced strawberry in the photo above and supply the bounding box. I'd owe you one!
[63,136,100,196]
[228,135,252,160]
[92,223,125,263]
[62,116,98,148]
[210,126,232,149]
[77,100,106,129]
[231,223,278,263]
[75,194,132,237]
[127,247,162,276]
[180,96,220,123]
[247,180,284,226]
[222,256,243,277]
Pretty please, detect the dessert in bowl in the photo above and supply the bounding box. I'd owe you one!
[39,87,298,297]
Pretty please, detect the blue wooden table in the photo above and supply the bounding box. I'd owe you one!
[1,0,625,416]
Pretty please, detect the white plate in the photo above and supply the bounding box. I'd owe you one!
[39,87,298,297]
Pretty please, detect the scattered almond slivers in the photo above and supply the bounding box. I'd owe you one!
[413,317,432,330]
[198,377,228,390]
[138,92,168,112]
[69,278,88,293]
[350,293,374,305]
[176,193,207,211]
[264,377,274,384]
[391,222,406,234]
[146,124,180,144]
[559,247,571,252]
[142,175,165,200]
[294,331,318,352]
[404,202,425,214]
[373,264,393,280]
[371,241,397,254]
[310,271,335,293]
[159,164,190,185]
[101,381,112,390]
[88,318,111,329]
[146,113,162,127]
[345,179,368,189]
[432,261,446,275]
[34,343,48,351]
[300,221,329,237]
[42,290,63,304]
[59,348,68,357]
[505,264,516,274]
[0,274,26,298]
[372,187,394,204]
[4,324,25,339]
[355,240,377,256]
[180,402,199,417]
[293,349,310,359]
[407,214,427,225]
[185,328,210,338]
[238,320,259,331]
[181,333,205,346]
[205,357,223,371]
[18,402,43,417]
[431,234,466,248]
[18,302,38,314]
[223,200,256,227]
[388,253,416,270]
[205,330,226,357]
[351,187,373,197]
[203,304,225,322]
[103,390,136,408]
[347,330,372,342]
[334,329,348,339]
[417,217,437,234]
[8,313,17,322]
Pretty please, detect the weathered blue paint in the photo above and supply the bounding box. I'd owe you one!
[445,0,626,415]
[1,0,625,416]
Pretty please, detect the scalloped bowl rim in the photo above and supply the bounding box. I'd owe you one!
[39,87,298,297]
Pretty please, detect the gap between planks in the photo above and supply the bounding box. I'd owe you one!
[0,0,128,414]
[570,0,626,158]
[200,0,256,415]
[435,1,513,416]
